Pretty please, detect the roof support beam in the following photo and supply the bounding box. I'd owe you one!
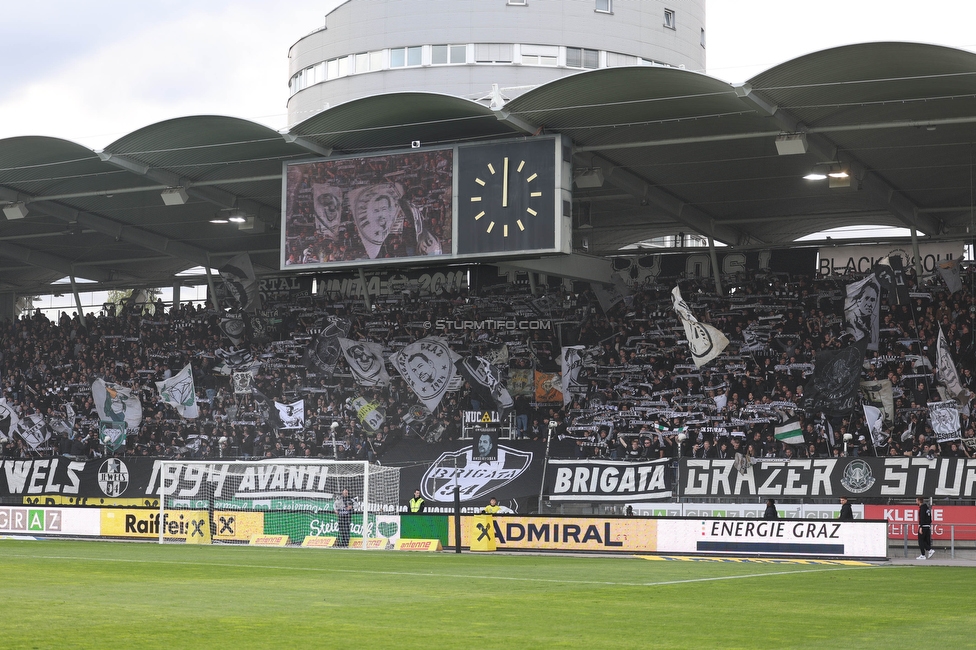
[95,151,279,225]
[733,83,943,236]
[281,133,333,157]
[575,151,759,247]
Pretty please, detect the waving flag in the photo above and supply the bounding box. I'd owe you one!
[672,286,729,368]
[773,415,804,445]
[92,379,142,432]
[274,400,305,429]
[936,326,968,403]
[339,338,390,387]
[456,356,514,416]
[17,414,50,450]
[392,337,458,413]
[219,253,260,313]
[305,317,351,379]
[156,364,199,419]
[560,346,586,406]
[0,398,20,443]
[863,404,886,451]
[844,274,880,350]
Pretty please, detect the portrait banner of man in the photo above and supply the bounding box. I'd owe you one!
[472,425,500,463]
[311,184,342,239]
[338,338,390,387]
[391,337,458,413]
[844,274,880,350]
[348,183,402,259]
[274,399,305,430]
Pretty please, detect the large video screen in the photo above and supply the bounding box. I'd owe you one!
[282,149,454,269]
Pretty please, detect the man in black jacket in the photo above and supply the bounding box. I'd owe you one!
[916,497,934,559]
[838,496,854,521]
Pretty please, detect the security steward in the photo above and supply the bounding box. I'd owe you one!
[408,489,426,514]
[482,497,501,514]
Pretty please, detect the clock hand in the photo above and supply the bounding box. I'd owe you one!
[502,156,509,208]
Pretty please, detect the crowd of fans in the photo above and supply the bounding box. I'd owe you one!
[0,259,973,467]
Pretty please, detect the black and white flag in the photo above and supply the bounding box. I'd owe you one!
[233,371,254,395]
[936,326,969,403]
[873,255,910,306]
[863,404,887,450]
[936,258,963,294]
[18,413,50,450]
[219,253,260,313]
[218,314,247,346]
[0,398,20,443]
[338,338,390,387]
[560,346,586,406]
[672,286,729,368]
[803,344,865,416]
[392,337,458,413]
[305,317,351,378]
[274,400,305,429]
[456,355,514,417]
[928,400,961,442]
[844,274,880,350]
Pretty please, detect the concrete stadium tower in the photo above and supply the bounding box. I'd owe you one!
[287,0,706,125]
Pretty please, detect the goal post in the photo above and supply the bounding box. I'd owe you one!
[156,459,400,547]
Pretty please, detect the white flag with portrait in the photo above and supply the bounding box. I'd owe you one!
[339,338,390,387]
[672,286,729,368]
[392,337,458,413]
[156,364,199,419]
[274,400,305,430]
[844,274,880,350]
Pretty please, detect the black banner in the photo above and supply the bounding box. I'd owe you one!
[679,457,976,499]
[383,439,546,513]
[544,459,673,502]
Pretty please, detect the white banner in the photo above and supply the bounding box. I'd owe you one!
[156,364,199,419]
[339,338,390,387]
[817,242,963,276]
[672,286,729,368]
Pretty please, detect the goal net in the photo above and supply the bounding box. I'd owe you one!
[157,460,400,548]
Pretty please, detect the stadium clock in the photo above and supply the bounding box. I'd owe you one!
[456,139,558,255]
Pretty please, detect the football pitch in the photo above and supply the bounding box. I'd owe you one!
[1,539,972,649]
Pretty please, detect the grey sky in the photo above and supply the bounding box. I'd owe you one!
[2,0,975,148]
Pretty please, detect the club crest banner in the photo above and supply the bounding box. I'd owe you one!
[0,398,20,442]
[928,400,961,442]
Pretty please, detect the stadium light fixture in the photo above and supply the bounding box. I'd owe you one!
[160,187,189,205]
[574,168,605,188]
[774,133,807,156]
[3,202,28,219]
[227,211,247,223]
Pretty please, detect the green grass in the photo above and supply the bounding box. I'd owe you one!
[0,540,973,649]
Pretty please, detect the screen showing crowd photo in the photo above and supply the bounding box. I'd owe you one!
[282,149,454,269]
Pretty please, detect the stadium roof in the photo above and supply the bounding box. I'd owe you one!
[1,42,974,294]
